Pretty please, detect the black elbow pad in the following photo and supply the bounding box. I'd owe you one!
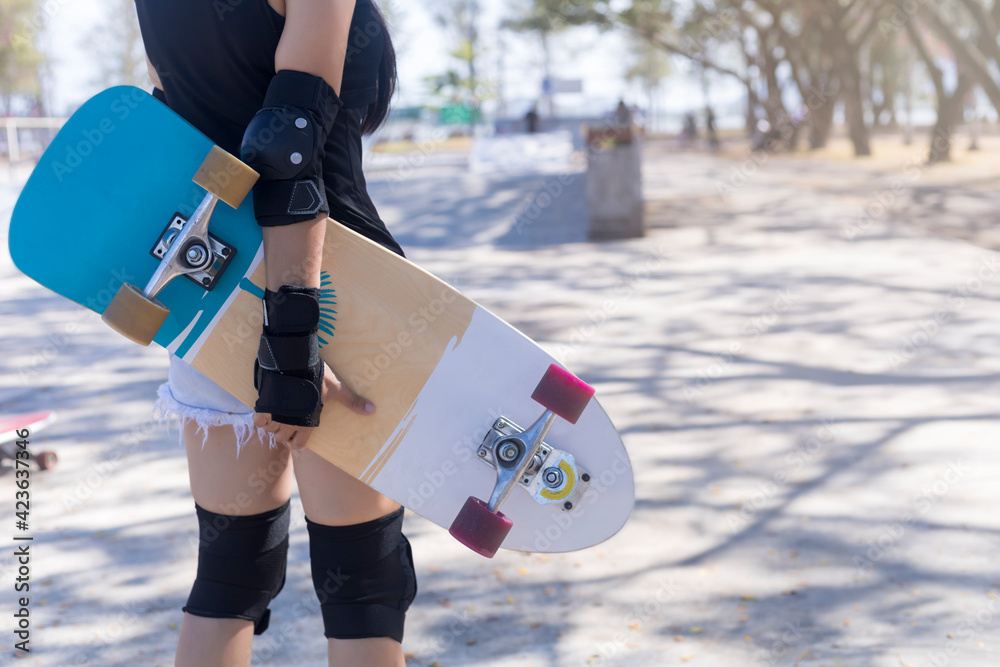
[241,70,343,226]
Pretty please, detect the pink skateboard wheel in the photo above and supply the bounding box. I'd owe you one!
[449,497,513,558]
[531,364,595,424]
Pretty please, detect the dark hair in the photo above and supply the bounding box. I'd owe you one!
[361,2,396,136]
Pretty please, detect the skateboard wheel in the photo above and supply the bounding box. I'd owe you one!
[531,364,595,424]
[101,283,170,346]
[37,451,58,470]
[448,497,513,558]
[193,145,259,209]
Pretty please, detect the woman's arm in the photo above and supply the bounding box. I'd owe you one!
[252,0,373,450]
[263,0,355,292]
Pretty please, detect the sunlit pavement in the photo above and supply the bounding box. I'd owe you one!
[1,140,999,665]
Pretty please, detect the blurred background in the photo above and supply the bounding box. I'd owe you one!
[2,0,998,161]
[3,2,1000,666]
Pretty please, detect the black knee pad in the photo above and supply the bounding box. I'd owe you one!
[307,507,417,643]
[183,501,291,635]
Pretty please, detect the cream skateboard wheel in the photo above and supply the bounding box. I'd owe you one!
[101,283,170,346]
[193,145,259,209]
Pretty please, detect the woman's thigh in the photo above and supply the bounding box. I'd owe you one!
[184,422,294,515]
[291,447,399,525]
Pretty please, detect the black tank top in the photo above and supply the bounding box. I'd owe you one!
[134,0,402,256]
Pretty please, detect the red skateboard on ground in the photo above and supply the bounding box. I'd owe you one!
[0,411,59,471]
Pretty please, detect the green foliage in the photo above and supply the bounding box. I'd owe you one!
[0,0,45,112]
[81,0,147,89]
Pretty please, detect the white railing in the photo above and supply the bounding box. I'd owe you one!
[1,117,67,163]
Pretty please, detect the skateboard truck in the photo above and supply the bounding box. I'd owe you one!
[449,364,595,558]
[101,146,258,346]
[148,212,236,292]
[476,418,590,510]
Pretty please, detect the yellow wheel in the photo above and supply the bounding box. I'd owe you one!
[101,283,170,346]
[193,145,259,209]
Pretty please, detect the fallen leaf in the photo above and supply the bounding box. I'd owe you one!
[674,635,684,642]
[466,639,477,646]
[680,655,695,662]
[518,568,528,575]
[744,635,751,642]
[740,595,756,601]
[689,627,702,634]
[629,623,641,630]
[843,619,851,627]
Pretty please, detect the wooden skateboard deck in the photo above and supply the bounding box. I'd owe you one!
[9,87,633,553]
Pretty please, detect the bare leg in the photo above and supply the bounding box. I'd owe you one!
[175,421,294,667]
[292,447,406,667]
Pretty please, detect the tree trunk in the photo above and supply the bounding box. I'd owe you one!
[928,74,973,163]
[840,59,871,156]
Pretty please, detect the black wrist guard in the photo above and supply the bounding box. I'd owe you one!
[254,286,324,427]
[241,70,343,227]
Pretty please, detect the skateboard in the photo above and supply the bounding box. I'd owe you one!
[9,87,633,556]
[0,411,58,471]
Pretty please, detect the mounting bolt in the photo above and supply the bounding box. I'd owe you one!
[186,244,208,267]
[477,449,487,458]
[496,420,507,430]
[498,442,520,462]
[581,473,591,482]
[543,467,564,488]
[563,501,573,510]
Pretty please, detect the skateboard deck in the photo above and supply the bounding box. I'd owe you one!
[9,87,633,553]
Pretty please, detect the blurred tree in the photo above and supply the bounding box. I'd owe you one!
[81,0,147,89]
[867,30,908,129]
[904,7,977,163]
[503,0,609,115]
[428,0,484,132]
[0,0,45,115]
[625,33,671,131]
[913,0,1000,113]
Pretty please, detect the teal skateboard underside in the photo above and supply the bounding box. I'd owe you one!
[9,86,262,358]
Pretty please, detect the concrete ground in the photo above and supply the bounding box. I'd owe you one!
[1,135,999,666]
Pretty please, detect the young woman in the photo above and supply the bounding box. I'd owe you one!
[134,1,414,665]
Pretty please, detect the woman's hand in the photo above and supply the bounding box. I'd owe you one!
[253,361,374,450]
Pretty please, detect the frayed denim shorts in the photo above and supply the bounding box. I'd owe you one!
[155,354,274,450]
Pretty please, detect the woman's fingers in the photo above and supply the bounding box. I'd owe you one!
[253,412,303,448]
[322,363,375,416]
[252,363,374,450]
